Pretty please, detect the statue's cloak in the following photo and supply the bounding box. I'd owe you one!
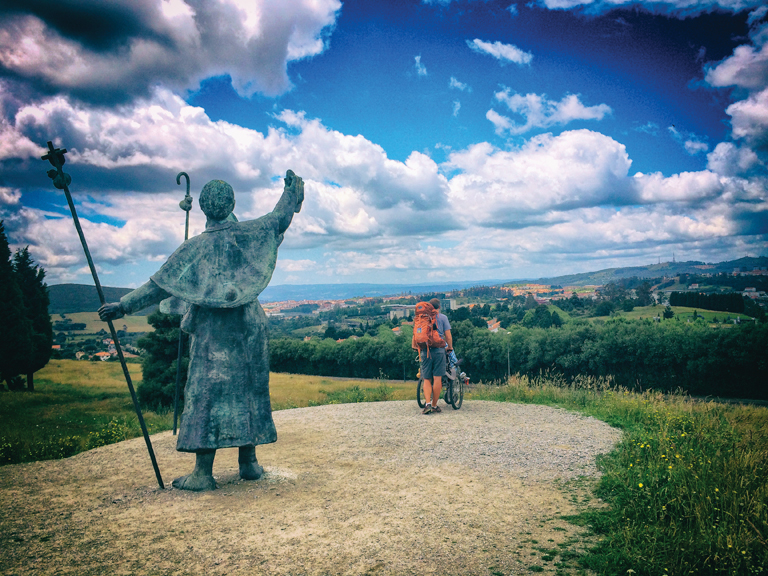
[149,214,283,451]
[151,215,283,309]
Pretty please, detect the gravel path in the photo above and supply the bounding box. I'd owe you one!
[0,400,621,576]
[286,401,619,481]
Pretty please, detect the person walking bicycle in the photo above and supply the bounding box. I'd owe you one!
[412,298,452,414]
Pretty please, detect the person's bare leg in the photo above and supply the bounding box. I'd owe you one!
[172,449,217,491]
[432,376,442,407]
[239,446,264,480]
[422,378,433,413]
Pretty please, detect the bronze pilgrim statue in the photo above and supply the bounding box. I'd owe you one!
[99,171,304,491]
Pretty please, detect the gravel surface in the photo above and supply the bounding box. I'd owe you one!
[287,401,620,481]
[0,400,621,576]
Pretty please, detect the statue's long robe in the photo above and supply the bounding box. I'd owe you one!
[121,214,283,452]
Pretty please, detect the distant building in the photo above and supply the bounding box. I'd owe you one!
[387,304,415,320]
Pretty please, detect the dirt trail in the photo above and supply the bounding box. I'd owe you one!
[0,401,619,576]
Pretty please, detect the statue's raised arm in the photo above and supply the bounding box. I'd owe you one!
[273,169,304,234]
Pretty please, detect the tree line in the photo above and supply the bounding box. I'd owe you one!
[138,307,767,409]
[268,319,767,400]
[0,222,53,391]
[669,291,745,313]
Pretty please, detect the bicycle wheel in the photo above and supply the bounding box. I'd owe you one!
[443,378,454,408]
[452,376,464,410]
[416,377,426,408]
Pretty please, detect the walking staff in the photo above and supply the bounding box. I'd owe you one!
[41,141,165,489]
[172,172,192,435]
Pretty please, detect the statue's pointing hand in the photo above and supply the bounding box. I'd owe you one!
[99,302,125,321]
[285,169,304,213]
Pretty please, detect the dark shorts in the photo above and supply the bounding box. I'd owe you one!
[420,347,446,380]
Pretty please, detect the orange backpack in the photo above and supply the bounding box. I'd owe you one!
[413,301,446,356]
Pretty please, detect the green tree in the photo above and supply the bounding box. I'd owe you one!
[12,247,53,391]
[663,305,675,319]
[0,221,32,390]
[595,300,614,317]
[635,281,653,306]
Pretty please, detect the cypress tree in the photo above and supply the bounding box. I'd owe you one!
[12,246,53,391]
[0,221,32,389]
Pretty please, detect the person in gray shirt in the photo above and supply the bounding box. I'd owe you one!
[418,298,453,414]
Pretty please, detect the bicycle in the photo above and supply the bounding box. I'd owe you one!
[416,353,468,410]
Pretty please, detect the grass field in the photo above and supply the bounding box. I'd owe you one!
[54,312,153,333]
[0,360,414,465]
[593,304,749,324]
[472,376,768,575]
[2,361,766,575]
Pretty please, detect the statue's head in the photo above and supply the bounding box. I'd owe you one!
[199,180,235,221]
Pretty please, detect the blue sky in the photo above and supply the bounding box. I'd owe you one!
[0,0,766,288]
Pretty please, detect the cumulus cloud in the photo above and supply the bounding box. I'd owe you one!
[0,187,21,205]
[705,42,768,91]
[444,129,633,226]
[1,73,765,285]
[466,39,533,66]
[489,90,611,135]
[703,22,768,176]
[0,0,341,103]
[0,86,462,281]
[707,142,761,176]
[726,87,768,149]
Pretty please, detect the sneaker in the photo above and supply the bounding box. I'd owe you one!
[421,405,432,415]
[431,405,442,413]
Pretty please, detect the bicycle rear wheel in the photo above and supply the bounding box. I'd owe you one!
[451,376,464,410]
[416,377,426,408]
[443,378,455,408]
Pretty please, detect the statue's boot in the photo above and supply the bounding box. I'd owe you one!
[239,446,264,480]
[172,450,217,491]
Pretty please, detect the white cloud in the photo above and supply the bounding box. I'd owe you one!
[726,87,768,147]
[490,90,611,135]
[0,0,341,102]
[633,171,724,203]
[705,43,768,91]
[2,81,766,286]
[449,77,470,91]
[415,55,427,77]
[0,187,21,206]
[536,0,765,13]
[452,101,461,117]
[508,4,519,16]
[486,109,514,135]
[707,142,761,176]
[466,39,533,66]
[444,129,633,225]
[684,140,709,155]
[276,259,318,272]
[668,125,709,156]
